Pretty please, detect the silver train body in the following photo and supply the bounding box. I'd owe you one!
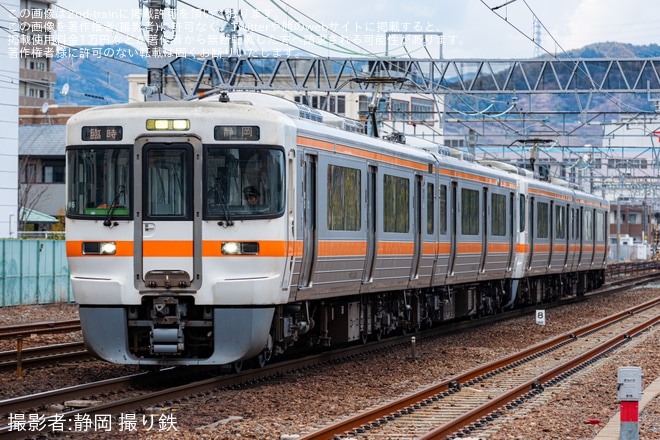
[65,93,609,366]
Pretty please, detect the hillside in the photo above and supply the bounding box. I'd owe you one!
[52,42,660,108]
[53,43,146,106]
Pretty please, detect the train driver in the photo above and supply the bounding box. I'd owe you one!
[243,186,261,210]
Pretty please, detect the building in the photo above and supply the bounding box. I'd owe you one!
[18,124,66,227]
[0,0,20,238]
[19,0,57,107]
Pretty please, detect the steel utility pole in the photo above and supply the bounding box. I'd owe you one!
[140,0,176,99]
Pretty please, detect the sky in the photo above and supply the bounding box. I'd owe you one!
[43,0,660,60]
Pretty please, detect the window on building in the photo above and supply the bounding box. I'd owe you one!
[390,99,408,121]
[21,163,37,183]
[336,95,346,114]
[43,161,65,183]
[411,97,434,125]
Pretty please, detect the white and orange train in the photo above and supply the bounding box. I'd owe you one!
[65,92,609,367]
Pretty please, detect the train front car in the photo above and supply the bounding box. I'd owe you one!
[65,100,294,366]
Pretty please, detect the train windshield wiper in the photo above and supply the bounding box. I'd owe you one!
[103,185,125,227]
[217,190,234,226]
[210,178,234,227]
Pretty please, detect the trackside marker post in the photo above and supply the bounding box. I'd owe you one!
[617,366,643,440]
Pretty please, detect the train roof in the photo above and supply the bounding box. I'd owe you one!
[66,92,608,208]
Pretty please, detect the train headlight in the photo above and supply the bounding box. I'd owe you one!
[221,242,240,255]
[146,119,190,131]
[82,241,117,255]
[221,242,259,255]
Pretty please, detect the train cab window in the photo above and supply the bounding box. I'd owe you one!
[205,147,284,218]
[384,174,409,233]
[519,195,526,232]
[461,188,479,235]
[555,205,565,239]
[327,165,361,231]
[426,182,434,234]
[491,193,506,236]
[537,201,549,239]
[145,147,191,218]
[439,184,447,234]
[66,147,131,217]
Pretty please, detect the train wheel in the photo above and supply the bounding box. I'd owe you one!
[361,332,369,345]
[255,347,271,368]
[232,360,243,373]
[374,327,383,341]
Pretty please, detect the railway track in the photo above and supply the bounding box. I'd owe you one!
[0,320,81,339]
[298,296,660,439]
[0,342,88,372]
[0,269,659,439]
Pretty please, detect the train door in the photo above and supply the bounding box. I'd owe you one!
[298,154,317,289]
[479,187,488,273]
[363,165,377,284]
[577,206,584,268]
[527,197,535,271]
[506,192,515,271]
[410,175,423,280]
[562,204,571,268]
[134,139,201,290]
[447,181,458,277]
[433,180,450,286]
[548,200,555,269]
[586,208,596,266]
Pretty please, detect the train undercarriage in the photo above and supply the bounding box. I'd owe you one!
[270,269,605,357]
[122,270,604,365]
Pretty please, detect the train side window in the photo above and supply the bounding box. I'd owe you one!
[383,174,409,233]
[596,211,605,242]
[327,164,361,231]
[426,182,434,234]
[491,193,506,236]
[519,195,526,232]
[537,201,549,238]
[439,184,447,234]
[584,210,594,241]
[555,205,565,239]
[461,188,479,235]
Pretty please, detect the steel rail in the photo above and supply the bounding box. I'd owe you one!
[298,297,660,439]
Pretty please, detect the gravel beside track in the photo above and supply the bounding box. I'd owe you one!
[2,288,660,439]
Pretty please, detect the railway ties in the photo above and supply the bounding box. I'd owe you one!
[299,297,660,439]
